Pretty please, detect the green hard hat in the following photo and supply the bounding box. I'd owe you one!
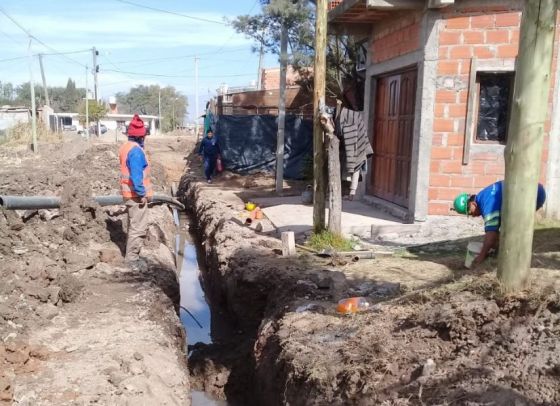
[453,193,469,214]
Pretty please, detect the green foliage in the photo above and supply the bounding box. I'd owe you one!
[230,0,366,102]
[0,78,85,112]
[307,231,354,252]
[78,100,107,123]
[116,85,187,132]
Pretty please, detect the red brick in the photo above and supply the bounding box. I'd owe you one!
[439,47,450,59]
[441,160,463,174]
[447,133,465,146]
[471,152,502,161]
[471,15,495,29]
[431,160,441,173]
[474,46,495,59]
[434,103,446,118]
[429,202,453,215]
[497,44,518,58]
[429,187,439,201]
[495,12,520,28]
[440,31,461,45]
[430,174,451,187]
[436,90,456,103]
[510,30,520,44]
[446,17,470,29]
[474,175,501,188]
[450,46,473,59]
[485,30,509,44]
[432,146,453,160]
[463,31,484,44]
[438,61,459,75]
[437,187,463,200]
[448,104,467,118]
[434,119,455,132]
[459,61,471,75]
[432,134,444,146]
[450,176,474,188]
[484,163,505,176]
[458,90,469,104]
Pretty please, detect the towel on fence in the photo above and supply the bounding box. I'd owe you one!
[336,107,373,177]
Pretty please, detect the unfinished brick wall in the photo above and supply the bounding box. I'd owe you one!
[428,7,560,215]
[370,13,422,63]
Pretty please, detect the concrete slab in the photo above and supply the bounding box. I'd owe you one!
[256,196,421,237]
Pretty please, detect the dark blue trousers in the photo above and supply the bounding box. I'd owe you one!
[203,156,217,180]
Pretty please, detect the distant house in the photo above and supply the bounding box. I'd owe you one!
[329,0,560,220]
[216,66,313,116]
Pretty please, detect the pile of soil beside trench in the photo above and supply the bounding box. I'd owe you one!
[0,141,189,405]
[182,177,560,406]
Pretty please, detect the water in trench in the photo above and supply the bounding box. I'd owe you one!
[175,211,229,406]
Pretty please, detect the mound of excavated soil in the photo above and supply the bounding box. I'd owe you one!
[0,140,189,405]
[184,176,560,406]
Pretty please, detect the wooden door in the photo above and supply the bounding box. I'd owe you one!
[370,68,417,207]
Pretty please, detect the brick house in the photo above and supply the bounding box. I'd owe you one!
[328,0,560,221]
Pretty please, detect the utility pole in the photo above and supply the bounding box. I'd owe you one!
[85,65,89,139]
[257,41,264,90]
[158,88,161,135]
[27,37,37,153]
[275,25,288,194]
[312,0,328,232]
[92,47,100,137]
[498,0,557,291]
[195,56,200,140]
[38,53,50,107]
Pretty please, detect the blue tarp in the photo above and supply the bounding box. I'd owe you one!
[214,114,313,180]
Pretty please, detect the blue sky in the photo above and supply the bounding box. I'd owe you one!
[0,0,277,121]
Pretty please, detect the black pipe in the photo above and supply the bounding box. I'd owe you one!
[0,194,185,211]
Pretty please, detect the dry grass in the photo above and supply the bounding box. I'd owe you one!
[0,122,62,146]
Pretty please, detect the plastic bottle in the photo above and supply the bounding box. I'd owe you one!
[336,297,370,314]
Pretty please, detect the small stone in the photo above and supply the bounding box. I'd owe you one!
[130,363,143,375]
[133,352,143,361]
[422,359,436,377]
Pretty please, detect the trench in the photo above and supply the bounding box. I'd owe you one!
[174,210,232,406]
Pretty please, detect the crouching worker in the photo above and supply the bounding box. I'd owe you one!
[454,180,546,268]
[119,114,153,267]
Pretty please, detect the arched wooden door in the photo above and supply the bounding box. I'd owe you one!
[370,68,417,208]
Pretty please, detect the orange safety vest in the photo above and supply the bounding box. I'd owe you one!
[118,141,153,199]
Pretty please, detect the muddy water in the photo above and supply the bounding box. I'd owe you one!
[175,212,229,406]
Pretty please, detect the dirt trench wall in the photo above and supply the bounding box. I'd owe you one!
[180,178,355,405]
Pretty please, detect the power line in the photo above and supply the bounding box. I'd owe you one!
[114,0,225,25]
[102,68,256,79]
[0,7,87,68]
[0,55,27,63]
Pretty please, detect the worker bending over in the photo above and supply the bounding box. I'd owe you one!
[454,180,546,267]
[119,114,153,266]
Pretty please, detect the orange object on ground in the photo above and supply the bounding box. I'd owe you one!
[255,207,263,219]
[336,297,370,314]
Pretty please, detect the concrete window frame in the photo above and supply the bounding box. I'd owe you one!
[463,58,516,165]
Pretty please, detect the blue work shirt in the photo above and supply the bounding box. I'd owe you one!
[198,136,221,158]
[126,139,148,197]
[476,181,546,232]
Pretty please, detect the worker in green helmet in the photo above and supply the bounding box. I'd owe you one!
[453,180,546,267]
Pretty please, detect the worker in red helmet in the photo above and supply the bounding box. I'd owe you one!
[118,114,153,267]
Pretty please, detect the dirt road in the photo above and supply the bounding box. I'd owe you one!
[1,136,192,405]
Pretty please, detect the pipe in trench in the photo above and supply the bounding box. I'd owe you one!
[0,194,185,211]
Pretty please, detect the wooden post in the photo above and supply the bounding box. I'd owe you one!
[322,112,342,235]
[281,231,296,257]
[497,0,557,292]
[276,24,288,194]
[313,0,328,233]
[27,37,37,153]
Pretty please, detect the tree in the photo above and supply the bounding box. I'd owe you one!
[116,85,187,132]
[0,79,85,112]
[78,100,107,124]
[231,0,366,105]
[497,0,557,291]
